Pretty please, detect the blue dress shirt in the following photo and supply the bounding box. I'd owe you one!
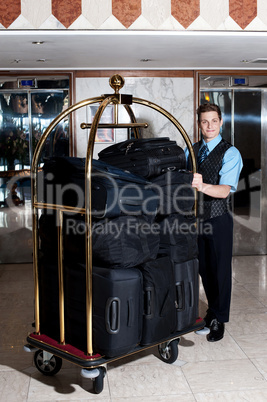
[186,134,243,193]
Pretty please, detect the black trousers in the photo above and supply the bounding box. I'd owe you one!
[198,212,233,323]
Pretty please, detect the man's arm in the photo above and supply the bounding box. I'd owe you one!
[192,173,231,198]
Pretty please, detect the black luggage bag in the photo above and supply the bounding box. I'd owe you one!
[139,256,176,345]
[41,213,160,268]
[39,212,160,269]
[98,137,186,179]
[158,213,198,263]
[41,156,158,220]
[64,263,143,357]
[150,169,195,215]
[174,258,199,331]
[91,215,160,269]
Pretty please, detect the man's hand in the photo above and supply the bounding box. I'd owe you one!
[192,173,203,192]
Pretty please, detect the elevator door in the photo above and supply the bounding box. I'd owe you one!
[200,88,267,255]
[0,87,69,263]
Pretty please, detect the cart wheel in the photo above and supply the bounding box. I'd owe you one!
[93,366,106,394]
[34,349,62,376]
[158,339,179,364]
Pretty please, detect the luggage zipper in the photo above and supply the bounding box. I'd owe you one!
[125,142,134,154]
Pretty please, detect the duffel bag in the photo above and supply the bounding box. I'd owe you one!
[98,137,186,179]
[150,169,195,216]
[92,215,160,269]
[158,213,198,263]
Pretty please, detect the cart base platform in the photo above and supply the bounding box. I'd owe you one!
[26,317,205,368]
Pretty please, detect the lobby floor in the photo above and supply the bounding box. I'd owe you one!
[1,255,267,401]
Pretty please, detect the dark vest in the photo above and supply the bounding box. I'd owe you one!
[192,139,232,221]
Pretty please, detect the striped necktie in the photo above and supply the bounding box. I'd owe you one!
[198,144,208,165]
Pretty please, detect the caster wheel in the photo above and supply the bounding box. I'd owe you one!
[158,339,179,364]
[93,366,106,394]
[34,349,62,376]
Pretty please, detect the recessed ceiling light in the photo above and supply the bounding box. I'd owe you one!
[32,41,44,45]
[249,58,267,63]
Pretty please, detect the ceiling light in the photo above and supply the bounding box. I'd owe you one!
[249,58,267,64]
[140,58,152,62]
[240,58,267,64]
[32,41,44,45]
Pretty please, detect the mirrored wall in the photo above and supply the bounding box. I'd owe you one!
[0,76,70,263]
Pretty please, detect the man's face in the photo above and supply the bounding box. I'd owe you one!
[198,111,223,142]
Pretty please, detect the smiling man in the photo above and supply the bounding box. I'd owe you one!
[191,103,243,342]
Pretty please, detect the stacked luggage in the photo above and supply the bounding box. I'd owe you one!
[38,137,199,358]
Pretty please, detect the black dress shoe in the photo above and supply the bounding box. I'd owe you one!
[207,318,225,342]
[203,310,216,328]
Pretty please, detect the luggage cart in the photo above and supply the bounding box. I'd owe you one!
[24,74,205,394]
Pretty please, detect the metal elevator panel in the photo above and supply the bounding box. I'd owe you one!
[200,80,267,256]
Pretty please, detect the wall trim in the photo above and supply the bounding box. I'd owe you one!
[74,70,194,78]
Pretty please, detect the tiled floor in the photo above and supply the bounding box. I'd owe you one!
[1,255,267,401]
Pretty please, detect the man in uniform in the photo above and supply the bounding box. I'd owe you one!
[191,103,243,342]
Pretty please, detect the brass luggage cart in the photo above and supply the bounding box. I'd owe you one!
[24,75,204,394]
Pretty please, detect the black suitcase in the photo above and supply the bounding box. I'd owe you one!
[150,169,195,215]
[174,258,199,331]
[38,259,60,340]
[139,256,176,345]
[64,263,143,357]
[158,213,198,263]
[39,213,58,258]
[98,137,186,179]
[41,156,158,221]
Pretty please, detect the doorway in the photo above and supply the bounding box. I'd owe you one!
[199,75,267,255]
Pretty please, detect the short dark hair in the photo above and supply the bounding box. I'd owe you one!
[197,103,222,122]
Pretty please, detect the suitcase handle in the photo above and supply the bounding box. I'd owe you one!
[105,297,120,334]
[116,137,171,154]
[144,286,154,318]
[127,297,134,327]
[119,199,143,206]
[175,281,185,311]
[189,281,194,307]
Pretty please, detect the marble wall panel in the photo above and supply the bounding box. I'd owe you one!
[229,0,257,29]
[171,0,200,29]
[142,0,171,29]
[75,76,194,158]
[82,0,112,27]
[200,0,229,29]
[52,0,82,28]
[21,0,51,28]
[0,0,266,30]
[258,0,267,26]
[112,0,141,28]
[0,0,21,28]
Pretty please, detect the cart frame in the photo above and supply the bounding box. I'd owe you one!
[25,74,203,393]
